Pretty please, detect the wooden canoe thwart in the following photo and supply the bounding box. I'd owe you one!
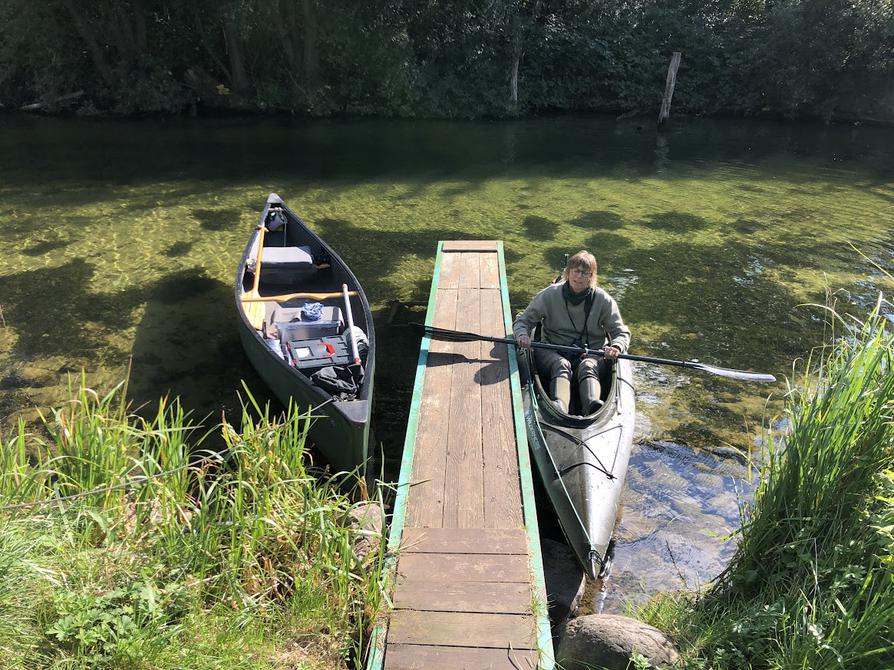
[234,193,375,474]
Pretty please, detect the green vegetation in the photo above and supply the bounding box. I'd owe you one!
[1,0,891,122]
[0,378,385,669]
[640,299,894,668]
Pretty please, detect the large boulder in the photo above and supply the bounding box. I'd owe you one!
[557,614,679,670]
[541,538,586,626]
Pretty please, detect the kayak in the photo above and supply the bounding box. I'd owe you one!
[520,340,635,579]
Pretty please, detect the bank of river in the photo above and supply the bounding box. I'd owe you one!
[1,114,892,611]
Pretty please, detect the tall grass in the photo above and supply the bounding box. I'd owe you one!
[0,381,386,670]
[641,301,894,669]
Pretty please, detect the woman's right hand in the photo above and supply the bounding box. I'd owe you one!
[517,334,531,349]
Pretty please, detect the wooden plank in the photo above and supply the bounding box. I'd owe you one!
[442,240,499,252]
[384,644,538,670]
[405,288,458,528]
[443,281,484,528]
[458,252,481,289]
[388,611,536,648]
[479,287,524,529]
[393,580,532,614]
[401,527,527,554]
[438,250,461,289]
[396,553,530,584]
[480,252,500,289]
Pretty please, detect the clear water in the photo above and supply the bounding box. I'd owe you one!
[1,114,892,611]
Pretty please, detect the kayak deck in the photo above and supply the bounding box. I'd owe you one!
[367,241,554,670]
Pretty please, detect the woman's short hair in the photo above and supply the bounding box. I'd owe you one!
[561,250,598,287]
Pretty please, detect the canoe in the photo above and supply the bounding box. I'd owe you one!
[235,193,375,474]
[520,336,635,579]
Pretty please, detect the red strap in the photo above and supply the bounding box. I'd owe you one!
[323,341,335,357]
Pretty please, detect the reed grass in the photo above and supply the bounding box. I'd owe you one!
[0,381,386,670]
[640,299,894,669]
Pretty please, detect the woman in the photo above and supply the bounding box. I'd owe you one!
[513,250,630,415]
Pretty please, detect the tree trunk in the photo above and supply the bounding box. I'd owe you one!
[185,0,232,84]
[509,12,522,109]
[657,51,682,129]
[61,0,114,85]
[510,55,520,107]
[109,0,147,70]
[222,14,250,94]
[302,0,319,96]
[278,0,301,74]
[132,0,148,54]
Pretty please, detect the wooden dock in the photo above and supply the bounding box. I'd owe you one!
[367,241,554,670]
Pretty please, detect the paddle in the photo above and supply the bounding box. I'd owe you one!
[241,290,358,303]
[242,225,267,330]
[413,324,777,383]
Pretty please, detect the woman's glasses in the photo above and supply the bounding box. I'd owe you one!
[570,268,593,278]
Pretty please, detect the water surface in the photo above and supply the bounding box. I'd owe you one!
[1,114,892,611]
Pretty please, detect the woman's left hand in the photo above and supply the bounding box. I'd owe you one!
[602,345,620,360]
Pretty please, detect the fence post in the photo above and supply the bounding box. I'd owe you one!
[658,51,682,129]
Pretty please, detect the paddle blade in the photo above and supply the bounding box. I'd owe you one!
[410,323,489,343]
[689,362,776,383]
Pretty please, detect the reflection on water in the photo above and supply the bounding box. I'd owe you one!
[1,114,892,608]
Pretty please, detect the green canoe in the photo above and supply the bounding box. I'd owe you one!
[235,193,375,474]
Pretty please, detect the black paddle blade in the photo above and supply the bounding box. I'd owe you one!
[410,323,508,344]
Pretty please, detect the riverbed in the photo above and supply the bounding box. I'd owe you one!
[1,114,891,611]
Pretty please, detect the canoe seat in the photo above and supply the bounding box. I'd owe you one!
[260,244,316,284]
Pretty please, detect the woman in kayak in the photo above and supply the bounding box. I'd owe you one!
[513,250,631,415]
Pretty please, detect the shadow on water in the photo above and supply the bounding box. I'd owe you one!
[0,259,134,360]
[0,259,271,439]
[194,208,242,232]
[3,116,893,197]
[127,270,269,426]
[523,215,559,240]
[568,210,624,230]
[1,114,892,613]
[614,238,807,364]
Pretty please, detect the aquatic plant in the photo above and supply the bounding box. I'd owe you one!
[641,297,894,669]
[0,381,386,670]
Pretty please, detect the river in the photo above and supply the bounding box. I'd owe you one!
[1,114,892,612]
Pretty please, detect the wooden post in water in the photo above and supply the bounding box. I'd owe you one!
[657,51,682,129]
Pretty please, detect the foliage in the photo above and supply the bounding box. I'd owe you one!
[1,0,891,121]
[46,579,188,666]
[0,380,386,670]
[639,299,894,669]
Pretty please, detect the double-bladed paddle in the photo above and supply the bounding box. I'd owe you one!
[413,323,776,383]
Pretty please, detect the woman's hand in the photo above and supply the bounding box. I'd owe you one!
[517,334,531,349]
[603,345,620,360]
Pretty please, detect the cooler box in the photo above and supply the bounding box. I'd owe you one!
[285,336,353,370]
[276,305,343,341]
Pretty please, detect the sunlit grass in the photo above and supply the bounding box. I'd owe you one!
[0,381,386,670]
[639,298,894,669]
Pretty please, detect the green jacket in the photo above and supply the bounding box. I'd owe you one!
[512,283,631,353]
